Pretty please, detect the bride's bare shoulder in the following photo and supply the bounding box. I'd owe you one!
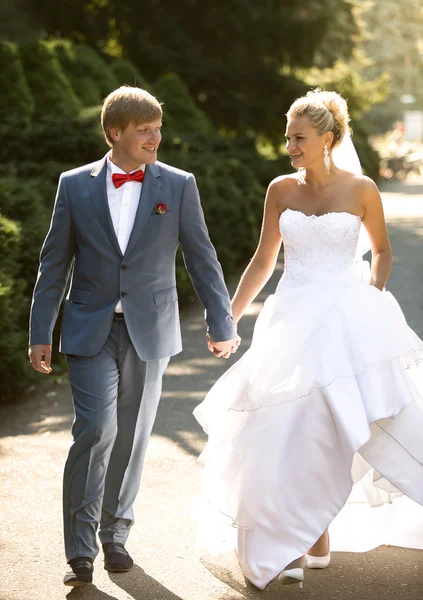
[268,173,299,193]
[266,174,299,212]
[346,172,378,192]
[270,173,299,186]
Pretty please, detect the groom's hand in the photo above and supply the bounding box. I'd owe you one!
[29,344,53,374]
[206,334,241,359]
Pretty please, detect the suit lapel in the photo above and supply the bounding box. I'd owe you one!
[124,163,161,257]
[89,154,123,257]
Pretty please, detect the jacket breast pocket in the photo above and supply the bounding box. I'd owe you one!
[153,286,178,307]
[69,288,92,305]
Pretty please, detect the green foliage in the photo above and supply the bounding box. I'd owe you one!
[51,39,102,107]
[351,121,381,181]
[72,44,119,98]
[155,73,214,135]
[0,210,21,287]
[110,58,149,90]
[0,109,108,165]
[22,0,360,140]
[359,0,423,132]
[0,0,40,43]
[0,40,34,125]
[0,178,53,297]
[19,40,81,119]
[0,208,36,402]
[303,60,388,121]
[0,177,59,402]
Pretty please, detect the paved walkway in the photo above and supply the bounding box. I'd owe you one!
[1,178,423,600]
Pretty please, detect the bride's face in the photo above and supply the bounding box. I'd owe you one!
[285,116,328,171]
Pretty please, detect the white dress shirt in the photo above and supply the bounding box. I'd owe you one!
[106,153,145,312]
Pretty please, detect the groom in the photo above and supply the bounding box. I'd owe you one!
[29,86,239,587]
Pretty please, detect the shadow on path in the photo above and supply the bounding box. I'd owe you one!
[66,565,184,600]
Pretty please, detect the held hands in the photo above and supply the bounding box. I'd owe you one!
[206,333,241,359]
[28,344,53,374]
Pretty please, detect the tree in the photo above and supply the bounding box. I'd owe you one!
[0,0,41,43]
[22,0,360,141]
[359,0,423,132]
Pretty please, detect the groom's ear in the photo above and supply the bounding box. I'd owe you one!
[109,126,121,143]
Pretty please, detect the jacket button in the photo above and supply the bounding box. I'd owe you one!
[121,264,128,271]
[121,291,127,297]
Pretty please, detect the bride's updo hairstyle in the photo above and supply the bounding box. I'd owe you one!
[287,89,351,148]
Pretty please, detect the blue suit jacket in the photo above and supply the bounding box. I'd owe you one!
[29,155,236,360]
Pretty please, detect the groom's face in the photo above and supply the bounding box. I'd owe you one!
[112,119,162,167]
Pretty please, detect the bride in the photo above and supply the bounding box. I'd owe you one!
[193,89,423,590]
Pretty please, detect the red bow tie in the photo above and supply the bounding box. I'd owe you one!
[112,170,145,189]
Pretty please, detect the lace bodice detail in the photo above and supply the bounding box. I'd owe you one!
[278,209,362,287]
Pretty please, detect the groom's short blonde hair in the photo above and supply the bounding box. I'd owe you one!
[101,86,163,147]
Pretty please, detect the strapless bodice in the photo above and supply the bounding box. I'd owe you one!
[278,208,362,287]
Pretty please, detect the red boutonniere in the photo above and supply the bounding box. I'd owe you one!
[155,203,167,214]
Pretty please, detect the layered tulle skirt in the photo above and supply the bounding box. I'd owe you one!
[193,271,423,589]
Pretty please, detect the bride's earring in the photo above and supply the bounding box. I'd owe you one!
[324,144,331,175]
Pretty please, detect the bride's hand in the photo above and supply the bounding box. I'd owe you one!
[206,334,241,358]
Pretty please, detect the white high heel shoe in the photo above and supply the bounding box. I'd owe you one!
[305,552,331,569]
[278,556,305,587]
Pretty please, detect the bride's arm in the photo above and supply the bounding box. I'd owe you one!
[231,180,284,324]
[361,178,392,290]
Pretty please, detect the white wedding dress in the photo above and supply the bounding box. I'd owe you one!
[193,208,423,590]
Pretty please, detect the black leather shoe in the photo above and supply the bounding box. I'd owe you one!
[102,542,134,572]
[63,557,93,587]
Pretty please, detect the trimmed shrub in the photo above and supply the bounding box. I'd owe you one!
[0,108,108,165]
[51,39,102,107]
[19,40,81,119]
[0,41,34,126]
[0,178,53,298]
[0,177,61,402]
[154,73,214,135]
[110,58,150,90]
[72,44,119,98]
[0,210,35,402]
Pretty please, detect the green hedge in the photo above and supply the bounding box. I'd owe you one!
[0,40,34,125]
[110,58,150,90]
[19,40,81,119]
[0,176,63,402]
[72,44,119,98]
[0,110,107,165]
[0,210,37,399]
[52,39,103,107]
[155,73,215,135]
[0,178,54,295]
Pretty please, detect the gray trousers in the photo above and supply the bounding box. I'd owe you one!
[63,317,169,561]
